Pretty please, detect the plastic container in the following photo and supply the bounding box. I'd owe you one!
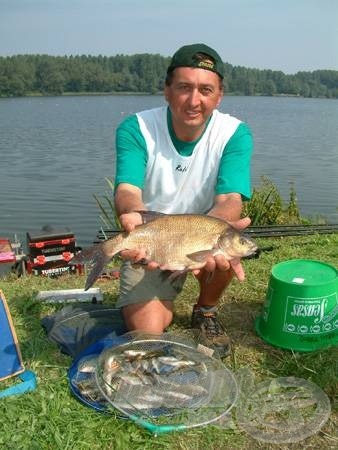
[256,259,338,351]
[27,228,76,258]
[26,227,79,277]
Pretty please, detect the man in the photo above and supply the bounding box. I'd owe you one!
[113,43,253,356]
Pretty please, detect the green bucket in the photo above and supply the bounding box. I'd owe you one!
[256,259,338,352]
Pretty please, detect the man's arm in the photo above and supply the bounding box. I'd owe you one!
[207,192,243,222]
[114,183,145,231]
[114,183,145,216]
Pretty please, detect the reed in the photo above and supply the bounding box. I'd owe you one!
[95,176,307,229]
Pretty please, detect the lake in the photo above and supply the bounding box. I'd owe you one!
[0,95,337,247]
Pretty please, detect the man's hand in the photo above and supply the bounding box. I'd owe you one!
[118,212,159,270]
[119,211,143,232]
[192,216,251,281]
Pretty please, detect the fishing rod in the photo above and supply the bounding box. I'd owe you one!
[93,223,338,262]
[97,223,338,241]
[246,223,338,238]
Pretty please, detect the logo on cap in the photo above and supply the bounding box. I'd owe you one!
[197,60,215,70]
[194,53,215,71]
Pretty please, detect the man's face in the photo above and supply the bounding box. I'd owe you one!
[164,67,223,141]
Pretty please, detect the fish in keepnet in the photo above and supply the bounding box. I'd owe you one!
[70,213,257,290]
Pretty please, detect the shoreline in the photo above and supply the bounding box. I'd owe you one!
[1,91,335,100]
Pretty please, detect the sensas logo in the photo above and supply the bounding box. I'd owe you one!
[290,299,327,324]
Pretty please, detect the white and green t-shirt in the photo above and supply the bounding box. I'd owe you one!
[115,106,253,214]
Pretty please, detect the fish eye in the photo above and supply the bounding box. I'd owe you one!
[239,237,247,246]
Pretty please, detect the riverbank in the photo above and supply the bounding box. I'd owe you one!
[2,90,332,99]
[0,232,337,449]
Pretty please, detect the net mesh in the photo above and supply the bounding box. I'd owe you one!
[69,340,331,440]
[90,332,238,429]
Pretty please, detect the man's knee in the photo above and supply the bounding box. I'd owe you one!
[122,299,173,333]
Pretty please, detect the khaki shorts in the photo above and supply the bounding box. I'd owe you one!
[116,261,187,308]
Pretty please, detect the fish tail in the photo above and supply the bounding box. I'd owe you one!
[70,238,121,290]
[84,248,111,290]
[70,245,100,265]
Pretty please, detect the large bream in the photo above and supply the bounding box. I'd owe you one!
[71,213,257,290]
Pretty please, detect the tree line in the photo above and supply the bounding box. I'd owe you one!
[1,53,338,98]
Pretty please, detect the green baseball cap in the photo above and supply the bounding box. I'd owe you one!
[167,43,224,79]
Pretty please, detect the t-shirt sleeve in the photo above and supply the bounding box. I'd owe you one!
[114,114,148,189]
[215,122,253,200]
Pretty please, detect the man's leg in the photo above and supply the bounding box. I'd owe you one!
[122,299,174,333]
[192,268,234,356]
[196,268,234,306]
[116,262,185,334]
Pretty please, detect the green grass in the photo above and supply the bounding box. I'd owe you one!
[0,233,337,450]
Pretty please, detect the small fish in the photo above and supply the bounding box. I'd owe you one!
[102,355,120,396]
[73,377,106,402]
[116,400,161,411]
[157,356,195,368]
[125,356,186,375]
[128,360,143,372]
[161,391,194,408]
[80,389,107,403]
[77,356,98,373]
[123,349,148,361]
[137,392,164,404]
[118,374,148,386]
[70,213,258,290]
[138,360,154,374]
[73,378,96,391]
[115,385,164,410]
[133,372,153,385]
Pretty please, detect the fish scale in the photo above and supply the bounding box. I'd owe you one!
[70,213,257,290]
[120,218,220,264]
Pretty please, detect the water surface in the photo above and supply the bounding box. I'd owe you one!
[0,95,337,246]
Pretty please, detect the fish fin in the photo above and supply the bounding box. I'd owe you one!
[186,249,218,262]
[84,251,111,290]
[168,269,189,281]
[160,270,188,282]
[70,244,111,291]
[135,210,167,224]
[70,246,100,265]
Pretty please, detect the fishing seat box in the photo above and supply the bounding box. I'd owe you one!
[26,228,79,277]
[0,239,16,277]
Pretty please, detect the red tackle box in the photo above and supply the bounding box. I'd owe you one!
[26,227,79,277]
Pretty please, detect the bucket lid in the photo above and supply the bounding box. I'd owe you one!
[272,259,337,287]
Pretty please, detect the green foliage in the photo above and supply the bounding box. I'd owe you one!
[243,177,304,225]
[95,177,304,229]
[286,182,301,223]
[93,178,121,232]
[0,54,337,97]
[243,177,282,225]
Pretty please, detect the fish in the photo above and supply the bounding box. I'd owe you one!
[70,212,258,291]
[118,374,152,386]
[77,355,98,373]
[102,355,120,396]
[123,349,148,360]
[157,356,195,367]
[73,376,107,403]
[123,349,165,362]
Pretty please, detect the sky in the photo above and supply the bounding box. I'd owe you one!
[0,0,337,74]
